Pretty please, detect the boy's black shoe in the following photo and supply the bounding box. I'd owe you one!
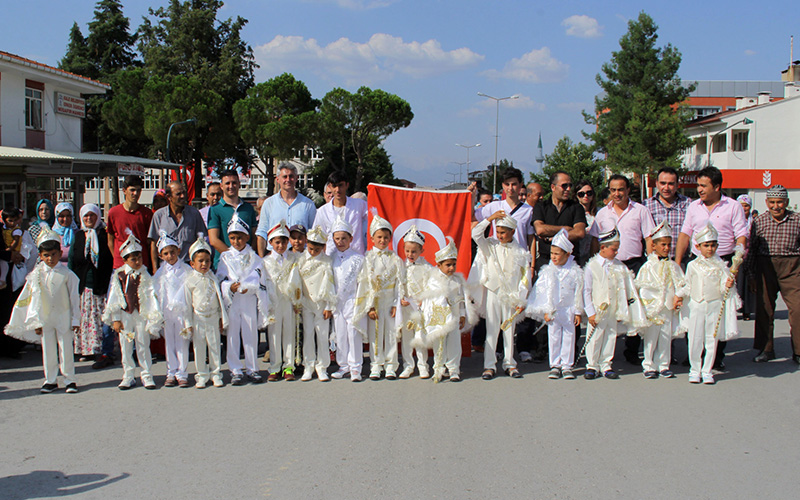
[65,383,78,394]
[583,369,597,380]
[40,383,58,393]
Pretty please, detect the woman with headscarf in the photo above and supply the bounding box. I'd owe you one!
[28,199,55,242]
[736,194,756,320]
[68,204,113,360]
[52,202,78,263]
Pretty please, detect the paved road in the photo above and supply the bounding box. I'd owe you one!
[1,306,798,500]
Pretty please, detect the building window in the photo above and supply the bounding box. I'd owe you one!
[732,130,749,152]
[25,88,43,129]
[691,106,722,119]
[695,138,707,155]
[143,170,161,190]
[712,134,727,153]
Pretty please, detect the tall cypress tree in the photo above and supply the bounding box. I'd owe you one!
[584,12,695,179]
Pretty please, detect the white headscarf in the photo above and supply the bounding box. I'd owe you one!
[79,204,104,267]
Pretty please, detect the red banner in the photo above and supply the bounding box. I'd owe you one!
[170,165,196,203]
[367,184,473,277]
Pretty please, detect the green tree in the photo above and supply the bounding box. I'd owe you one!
[531,136,605,198]
[60,23,94,79]
[584,11,694,179]
[233,73,319,195]
[480,158,514,195]
[318,86,412,191]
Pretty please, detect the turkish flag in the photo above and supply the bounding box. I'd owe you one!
[367,183,474,355]
[367,184,473,274]
[170,165,196,203]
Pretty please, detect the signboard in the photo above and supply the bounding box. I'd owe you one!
[117,163,144,176]
[680,169,800,190]
[54,92,86,118]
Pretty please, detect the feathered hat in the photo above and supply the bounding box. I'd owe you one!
[369,207,393,236]
[551,228,573,254]
[694,222,718,245]
[119,228,143,258]
[227,212,250,235]
[649,220,672,241]
[267,219,290,241]
[156,229,180,253]
[189,232,212,260]
[402,224,425,247]
[307,225,327,245]
[598,226,620,245]
[434,236,458,263]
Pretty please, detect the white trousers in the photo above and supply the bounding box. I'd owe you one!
[302,305,331,372]
[400,322,428,372]
[268,296,296,374]
[334,303,363,376]
[367,298,399,374]
[227,296,259,375]
[41,326,75,385]
[432,330,461,377]
[585,317,618,373]
[641,318,675,373]
[118,311,152,383]
[164,317,190,380]
[484,291,517,371]
[193,314,222,383]
[687,299,720,377]
[548,322,576,369]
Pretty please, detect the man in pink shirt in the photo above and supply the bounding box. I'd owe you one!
[589,174,655,364]
[675,166,748,370]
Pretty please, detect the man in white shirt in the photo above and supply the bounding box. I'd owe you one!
[313,171,368,255]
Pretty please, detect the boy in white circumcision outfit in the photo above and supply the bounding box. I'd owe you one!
[397,225,431,379]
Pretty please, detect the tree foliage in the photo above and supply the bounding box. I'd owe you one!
[531,136,605,199]
[584,11,694,178]
[318,86,412,191]
[233,73,318,195]
[480,158,514,195]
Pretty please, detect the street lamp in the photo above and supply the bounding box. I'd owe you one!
[478,92,518,193]
[166,117,198,182]
[451,161,467,184]
[706,117,754,167]
[456,143,481,185]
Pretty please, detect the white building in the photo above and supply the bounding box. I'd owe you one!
[680,82,800,213]
[0,50,178,217]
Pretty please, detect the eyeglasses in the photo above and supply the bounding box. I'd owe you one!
[559,182,573,190]
[576,190,594,198]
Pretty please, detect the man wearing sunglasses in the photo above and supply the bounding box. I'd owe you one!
[532,171,587,270]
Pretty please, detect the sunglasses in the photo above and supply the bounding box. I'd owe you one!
[558,183,573,190]
[576,190,594,198]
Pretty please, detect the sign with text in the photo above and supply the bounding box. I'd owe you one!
[117,163,144,176]
[54,92,86,118]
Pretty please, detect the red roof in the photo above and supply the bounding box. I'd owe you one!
[0,50,109,89]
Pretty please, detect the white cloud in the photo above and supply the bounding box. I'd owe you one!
[744,49,757,56]
[481,47,568,83]
[302,0,396,9]
[255,34,484,84]
[562,15,603,38]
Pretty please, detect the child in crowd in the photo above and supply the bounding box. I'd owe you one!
[153,230,193,388]
[682,223,740,385]
[421,238,475,382]
[582,227,647,380]
[103,231,163,390]
[298,225,336,381]
[289,224,308,254]
[5,228,81,393]
[262,220,302,382]
[634,221,687,379]
[184,236,228,388]
[469,211,531,380]
[526,229,583,380]
[330,216,366,381]
[355,212,405,380]
[397,225,431,379]
[0,207,24,290]
[217,215,266,385]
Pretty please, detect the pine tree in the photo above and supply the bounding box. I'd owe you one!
[584,12,694,179]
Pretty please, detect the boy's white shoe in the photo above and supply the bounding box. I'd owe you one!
[316,366,330,382]
[301,369,313,381]
[195,376,209,389]
[419,366,431,379]
[351,372,362,382]
[331,368,349,379]
[702,373,715,385]
[399,366,414,379]
[212,375,224,387]
[688,374,701,384]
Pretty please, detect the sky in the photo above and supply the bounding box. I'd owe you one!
[1,0,797,187]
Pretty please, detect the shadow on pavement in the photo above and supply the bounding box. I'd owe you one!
[0,471,129,499]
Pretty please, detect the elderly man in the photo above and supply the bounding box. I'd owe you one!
[589,174,655,364]
[323,182,334,204]
[198,181,222,227]
[314,171,368,255]
[208,169,258,267]
[148,180,207,269]
[643,167,690,260]
[675,166,748,370]
[526,182,544,208]
[256,163,317,256]
[744,185,800,364]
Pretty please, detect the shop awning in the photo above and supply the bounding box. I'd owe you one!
[0,145,182,175]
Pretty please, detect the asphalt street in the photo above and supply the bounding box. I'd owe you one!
[1,304,798,500]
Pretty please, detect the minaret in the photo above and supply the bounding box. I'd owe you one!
[535,132,545,168]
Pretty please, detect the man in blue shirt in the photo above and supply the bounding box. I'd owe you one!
[255,162,317,256]
[208,169,257,267]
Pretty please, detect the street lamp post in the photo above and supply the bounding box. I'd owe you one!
[166,117,198,183]
[456,143,481,186]
[451,161,467,184]
[478,92,518,194]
